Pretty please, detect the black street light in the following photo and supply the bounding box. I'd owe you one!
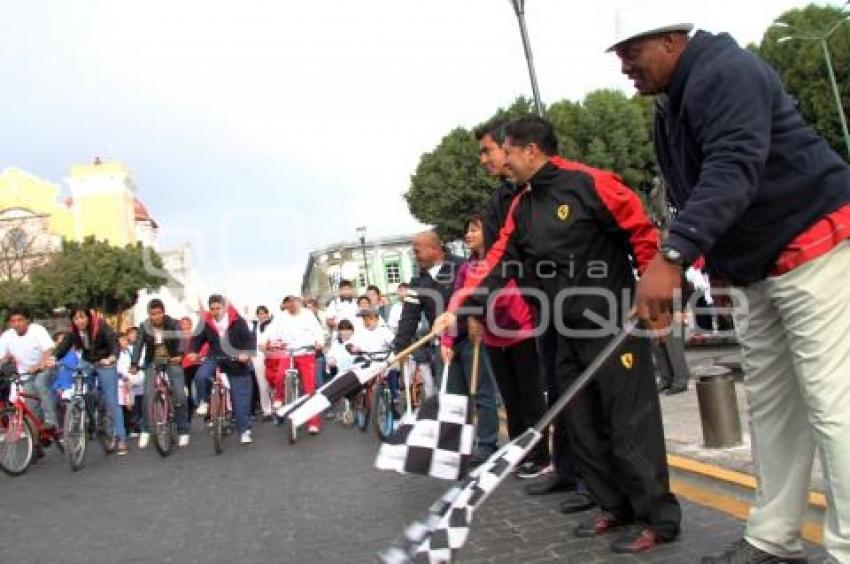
[356,226,370,286]
[509,0,544,116]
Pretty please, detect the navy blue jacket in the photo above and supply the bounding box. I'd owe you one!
[189,307,255,376]
[655,31,850,284]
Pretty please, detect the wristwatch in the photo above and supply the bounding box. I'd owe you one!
[660,245,686,268]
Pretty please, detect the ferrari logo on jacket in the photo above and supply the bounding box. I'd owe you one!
[557,204,570,221]
[620,352,634,370]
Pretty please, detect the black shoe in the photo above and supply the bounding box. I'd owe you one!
[524,474,576,496]
[664,385,688,396]
[515,461,546,480]
[657,379,671,393]
[700,539,808,563]
[558,491,596,514]
[610,526,661,554]
[573,511,628,538]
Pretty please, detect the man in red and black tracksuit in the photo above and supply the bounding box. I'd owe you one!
[435,115,681,555]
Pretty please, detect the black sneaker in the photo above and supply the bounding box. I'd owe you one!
[515,461,545,479]
[700,539,808,563]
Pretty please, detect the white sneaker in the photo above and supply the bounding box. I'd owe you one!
[272,400,283,410]
[240,430,253,444]
[307,425,320,435]
[196,402,209,416]
[138,432,150,449]
[178,434,190,447]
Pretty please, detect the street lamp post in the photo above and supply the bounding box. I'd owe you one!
[356,226,370,287]
[509,0,544,117]
[774,16,850,157]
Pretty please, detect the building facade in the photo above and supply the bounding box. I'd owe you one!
[0,159,203,324]
[301,234,466,305]
[301,235,418,305]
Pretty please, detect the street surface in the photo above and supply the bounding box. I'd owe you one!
[2,414,767,564]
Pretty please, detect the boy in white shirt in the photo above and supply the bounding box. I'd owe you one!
[348,307,394,354]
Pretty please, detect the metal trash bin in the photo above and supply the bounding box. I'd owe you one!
[695,365,742,448]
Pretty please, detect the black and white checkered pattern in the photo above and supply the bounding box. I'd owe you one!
[283,357,390,428]
[375,391,475,481]
[380,428,543,563]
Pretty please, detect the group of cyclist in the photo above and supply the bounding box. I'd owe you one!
[0,282,406,462]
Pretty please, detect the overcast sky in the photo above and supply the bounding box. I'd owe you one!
[0,0,830,309]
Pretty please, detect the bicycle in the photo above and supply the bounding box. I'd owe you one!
[343,349,394,438]
[209,356,236,455]
[61,364,116,472]
[149,361,177,457]
[372,369,397,442]
[281,345,316,445]
[0,370,63,476]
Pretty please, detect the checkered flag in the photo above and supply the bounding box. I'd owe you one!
[282,355,391,428]
[375,360,475,481]
[380,428,542,563]
[375,391,475,481]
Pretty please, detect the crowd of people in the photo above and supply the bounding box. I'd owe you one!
[3,9,850,564]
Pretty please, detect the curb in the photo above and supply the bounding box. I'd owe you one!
[667,453,824,545]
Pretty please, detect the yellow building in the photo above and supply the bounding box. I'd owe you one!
[0,158,203,323]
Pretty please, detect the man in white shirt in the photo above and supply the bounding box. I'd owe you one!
[325,279,358,333]
[0,307,57,427]
[269,295,325,434]
[387,283,409,335]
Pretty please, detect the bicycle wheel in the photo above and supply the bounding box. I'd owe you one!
[63,400,87,472]
[97,397,116,454]
[354,389,370,432]
[372,383,394,441]
[284,374,298,444]
[0,410,34,476]
[210,386,224,455]
[152,390,174,457]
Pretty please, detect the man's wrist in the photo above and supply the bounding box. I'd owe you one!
[660,244,686,268]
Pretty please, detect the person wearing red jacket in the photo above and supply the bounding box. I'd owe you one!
[442,213,550,479]
[435,115,680,555]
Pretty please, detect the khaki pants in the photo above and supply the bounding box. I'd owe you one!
[735,240,850,562]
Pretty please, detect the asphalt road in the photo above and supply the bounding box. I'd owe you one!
[0,411,801,564]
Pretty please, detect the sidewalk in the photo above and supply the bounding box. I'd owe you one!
[668,345,824,493]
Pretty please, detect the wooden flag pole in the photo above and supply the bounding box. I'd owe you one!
[467,317,484,396]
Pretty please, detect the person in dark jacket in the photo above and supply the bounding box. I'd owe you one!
[474,117,594,511]
[610,12,850,563]
[53,307,126,455]
[188,294,255,444]
[392,230,500,463]
[130,299,190,449]
[435,116,681,555]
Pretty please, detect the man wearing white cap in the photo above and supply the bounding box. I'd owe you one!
[608,2,850,562]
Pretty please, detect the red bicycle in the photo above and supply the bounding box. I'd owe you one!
[0,370,63,476]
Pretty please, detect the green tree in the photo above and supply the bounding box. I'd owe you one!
[26,237,168,316]
[405,92,657,237]
[570,90,657,190]
[404,127,493,241]
[752,4,850,159]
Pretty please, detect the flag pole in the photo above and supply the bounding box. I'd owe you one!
[467,317,484,396]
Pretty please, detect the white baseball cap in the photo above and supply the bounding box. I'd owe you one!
[606,1,693,52]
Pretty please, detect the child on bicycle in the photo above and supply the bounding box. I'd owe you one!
[130,299,191,449]
[348,307,400,409]
[51,307,127,455]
